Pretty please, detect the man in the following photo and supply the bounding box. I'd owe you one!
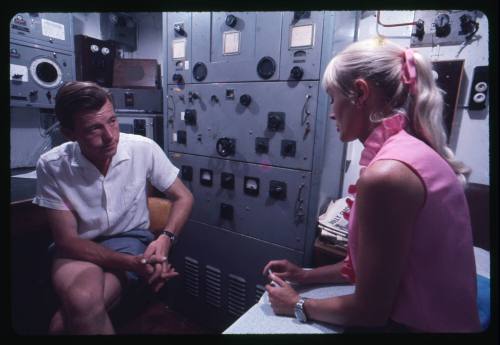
[33,81,194,334]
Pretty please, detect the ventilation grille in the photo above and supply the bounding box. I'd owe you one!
[184,256,199,297]
[227,274,247,316]
[205,265,222,308]
[255,284,266,303]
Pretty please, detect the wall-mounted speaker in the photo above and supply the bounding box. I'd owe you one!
[468,66,488,111]
[74,35,116,87]
[113,58,160,88]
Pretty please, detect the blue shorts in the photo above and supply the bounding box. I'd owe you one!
[49,229,154,284]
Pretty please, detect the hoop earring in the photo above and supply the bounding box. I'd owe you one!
[369,111,384,123]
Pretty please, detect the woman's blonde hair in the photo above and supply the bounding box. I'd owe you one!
[322,38,470,184]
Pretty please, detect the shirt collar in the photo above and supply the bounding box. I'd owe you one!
[70,136,131,169]
[359,113,408,167]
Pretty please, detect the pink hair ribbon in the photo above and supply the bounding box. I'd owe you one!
[401,48,417,95]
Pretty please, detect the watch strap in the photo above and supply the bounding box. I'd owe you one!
[160,230,176,243]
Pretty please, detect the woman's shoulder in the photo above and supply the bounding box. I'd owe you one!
[358,159,425,203]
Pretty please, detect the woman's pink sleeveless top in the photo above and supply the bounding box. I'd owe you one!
[344,114,480,332]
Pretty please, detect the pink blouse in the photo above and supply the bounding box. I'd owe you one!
[344,113,480,332]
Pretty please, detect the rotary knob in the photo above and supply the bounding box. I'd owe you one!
[290,66,304,80]
[239,94,252,107]
[225,14,238,27]
[172,73,183,83]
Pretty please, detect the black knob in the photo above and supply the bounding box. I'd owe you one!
[257,56,276,79]
[290,66,304,80]
[174,23,185,35]
[172,73,183,83]
[29,90,38,96]
[225,14,238,27]
[267,112,285,132]
[46,91,52,101]
[239,94,252,106]
[193,62,207,81]
[216,137,236,157]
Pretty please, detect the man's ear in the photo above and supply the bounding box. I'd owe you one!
[353,79,369,106]
[60,127,76,141]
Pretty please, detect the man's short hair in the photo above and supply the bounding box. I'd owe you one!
[55,81,113,130]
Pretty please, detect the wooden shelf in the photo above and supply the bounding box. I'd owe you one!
[313,238,347,266]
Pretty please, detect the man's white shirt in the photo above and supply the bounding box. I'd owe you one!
[33,133,179,240]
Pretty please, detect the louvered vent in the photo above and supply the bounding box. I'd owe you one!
[205,265,222,308]
[184,256,199,297]
[227,274,247,316]
[255,284,266,303]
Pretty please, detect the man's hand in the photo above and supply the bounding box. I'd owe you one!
[141,236,179,292]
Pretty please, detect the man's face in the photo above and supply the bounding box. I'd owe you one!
[65,99,120,164]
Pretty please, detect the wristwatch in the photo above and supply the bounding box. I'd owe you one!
[294,297,308,323]
[160,230,176,243]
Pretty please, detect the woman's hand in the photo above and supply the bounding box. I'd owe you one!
[262,259,306,284]
[265,273,300,316]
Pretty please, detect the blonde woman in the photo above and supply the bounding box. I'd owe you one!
[263,38,480,332]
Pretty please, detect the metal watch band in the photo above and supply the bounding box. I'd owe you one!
[294,297,308,323]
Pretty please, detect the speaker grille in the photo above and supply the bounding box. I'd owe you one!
[184,256,199,297]
[206,265,222,308]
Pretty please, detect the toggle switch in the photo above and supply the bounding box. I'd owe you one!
[177,130,187,144]
[255,137,269,154]
[281,140,296,157]
[184,109,197,126]
[221,172,235,190]
[181,165,193,181]
[220,203,234,220]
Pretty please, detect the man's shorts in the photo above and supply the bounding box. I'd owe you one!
[49,229,155,284]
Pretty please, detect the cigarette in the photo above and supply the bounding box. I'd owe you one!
[268,269,278,287]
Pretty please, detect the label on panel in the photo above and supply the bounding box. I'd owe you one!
[172,39,187,60]
[290,24,315,48]
[223,31,241,55]
[41,18,65,40]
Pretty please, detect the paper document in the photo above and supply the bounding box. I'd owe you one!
[12,170,37,179]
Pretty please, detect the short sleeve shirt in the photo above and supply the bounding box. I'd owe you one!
[33,133,179,240]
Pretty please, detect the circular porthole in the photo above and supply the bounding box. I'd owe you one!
[30,57,62,88]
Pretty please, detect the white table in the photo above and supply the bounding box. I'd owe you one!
[223,283,354,334]
[224,247,490,334]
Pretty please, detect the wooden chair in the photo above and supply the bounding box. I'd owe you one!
[147,196,172,235]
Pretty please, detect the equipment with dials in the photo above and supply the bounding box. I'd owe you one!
[10,13,74,52]
[410,10,480,47]
[74,35,116,87]
[166,11,323,84]
[109,88,163,147]
[163,11,336,331]
[10,40,75,109]
[10,13,75,109]
[167,81,317,170]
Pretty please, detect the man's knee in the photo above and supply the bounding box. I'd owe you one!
[61,287,106,317]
